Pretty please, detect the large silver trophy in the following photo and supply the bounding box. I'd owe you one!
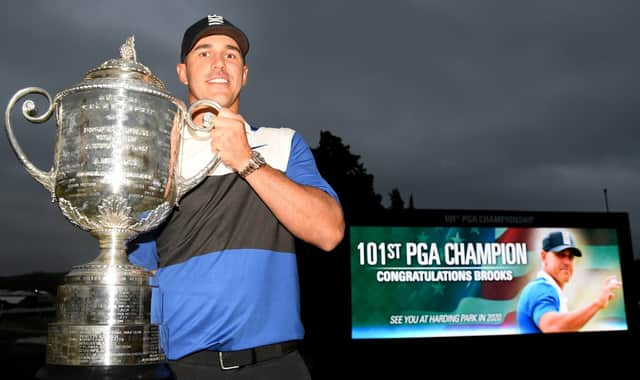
[4,37,219,379]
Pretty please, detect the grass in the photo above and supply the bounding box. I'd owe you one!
[0,312,51,380]
[0,312,51,339]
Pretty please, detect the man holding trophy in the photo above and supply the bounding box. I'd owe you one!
[129,14,345,379]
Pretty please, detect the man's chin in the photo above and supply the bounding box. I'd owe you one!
[559,273,572,283]
[191,96,231,110]
[203,91,233,104]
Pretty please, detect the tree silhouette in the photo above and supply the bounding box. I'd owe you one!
[389,188,405,210]
[311,130,383,219]
[299,130,387,376]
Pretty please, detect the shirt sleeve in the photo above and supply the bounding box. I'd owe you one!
[285,132,340,203]
[127,231,159,270]
[531,283,561,327]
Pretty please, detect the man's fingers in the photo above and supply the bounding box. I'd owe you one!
[216,108,245,122]
[607,277,622,288]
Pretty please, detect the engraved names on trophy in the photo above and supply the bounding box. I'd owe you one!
[57,285,148,324]
[47,324,164,365]
[56,91,174,203]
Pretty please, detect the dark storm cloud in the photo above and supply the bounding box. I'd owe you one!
[2,0,639,275]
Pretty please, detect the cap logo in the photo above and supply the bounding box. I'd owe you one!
[561,231,573,245]
[208,14,224,26]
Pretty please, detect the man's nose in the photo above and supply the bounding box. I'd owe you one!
[211,55,225,70]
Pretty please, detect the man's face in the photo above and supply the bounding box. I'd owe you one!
[542,249,576,288]
[176,34,248,111]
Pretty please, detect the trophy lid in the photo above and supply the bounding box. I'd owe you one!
[82,35,165,90]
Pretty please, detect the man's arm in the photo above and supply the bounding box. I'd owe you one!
[538,302,603,333]
[209,108,345,251]
[244,164,344,251]
[538,276,621,333]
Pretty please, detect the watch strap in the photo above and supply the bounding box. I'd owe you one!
[238,150,266,178]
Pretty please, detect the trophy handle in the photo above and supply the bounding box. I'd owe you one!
[174,99,222,200]
[4,87,56,193]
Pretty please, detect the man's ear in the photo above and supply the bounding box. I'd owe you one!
[242,65,249,86]
[176,63,188,84]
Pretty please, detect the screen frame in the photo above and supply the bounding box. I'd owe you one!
[346,208,638,349]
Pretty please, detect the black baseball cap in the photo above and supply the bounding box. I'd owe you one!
[180,14,250,62]
[542,231,582,257]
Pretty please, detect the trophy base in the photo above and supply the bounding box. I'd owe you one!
[35,363,174,380]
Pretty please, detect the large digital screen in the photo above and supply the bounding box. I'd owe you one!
[350,210,636,340]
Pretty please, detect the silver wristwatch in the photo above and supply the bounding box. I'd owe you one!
[238,150,267,178]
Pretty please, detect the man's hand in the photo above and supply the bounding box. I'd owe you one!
[209,108,252,172]
[595,276,622,309]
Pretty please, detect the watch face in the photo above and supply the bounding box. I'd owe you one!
[240,150,267,177]
[253,150,266,166]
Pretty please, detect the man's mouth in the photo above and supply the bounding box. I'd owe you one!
[207,78,228,84]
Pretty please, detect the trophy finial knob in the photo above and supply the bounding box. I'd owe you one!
[120,35,137,62]
[82,35,165,90]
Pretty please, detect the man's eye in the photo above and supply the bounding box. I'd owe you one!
[198,51,210,57]
[226,53,236,59]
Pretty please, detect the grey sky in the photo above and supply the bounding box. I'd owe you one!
[2,0,639,275]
